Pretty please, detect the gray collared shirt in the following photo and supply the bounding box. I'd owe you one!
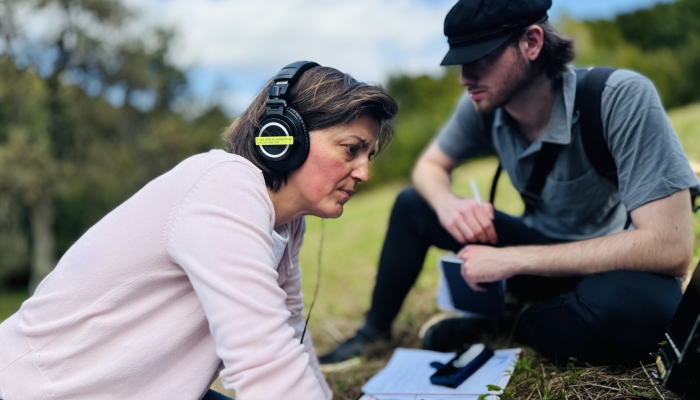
[436,67,698,240]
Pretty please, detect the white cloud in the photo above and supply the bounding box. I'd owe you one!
[9,0,676,113]
[157,0,448,73]
[126,0,454,113]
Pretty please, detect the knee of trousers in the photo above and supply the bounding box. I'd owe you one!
[516,271,682,365]
[572,271,681,349]
[389,188,434,229]
[393,187,429,215]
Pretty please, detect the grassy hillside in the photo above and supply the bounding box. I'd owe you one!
[1,102,699,399]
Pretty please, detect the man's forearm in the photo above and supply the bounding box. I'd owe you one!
[411,159,456,210]
[506,190,694,278]
[507,228,690,278]
[460,190,693,289]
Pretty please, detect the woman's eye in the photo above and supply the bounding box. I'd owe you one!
[345,145,358,156]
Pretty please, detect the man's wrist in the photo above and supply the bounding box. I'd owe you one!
[501,246,534,276]
[432,191,461,215]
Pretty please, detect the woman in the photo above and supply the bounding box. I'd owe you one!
[0,61,398,400]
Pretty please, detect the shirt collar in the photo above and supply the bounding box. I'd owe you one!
[493,66,577,158]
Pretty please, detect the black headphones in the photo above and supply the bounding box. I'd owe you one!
[255,60,320,173]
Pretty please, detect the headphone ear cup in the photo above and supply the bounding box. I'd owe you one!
[284,107,310,170]
[255,107,310,173]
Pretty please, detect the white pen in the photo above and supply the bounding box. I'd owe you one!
[470,179,482,206]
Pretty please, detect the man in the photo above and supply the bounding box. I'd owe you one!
[320,0,698,366]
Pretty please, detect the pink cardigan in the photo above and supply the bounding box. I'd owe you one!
[0,150,332,399]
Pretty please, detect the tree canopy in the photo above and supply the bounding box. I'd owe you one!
[0,0,229,290]
[1,0,698,290]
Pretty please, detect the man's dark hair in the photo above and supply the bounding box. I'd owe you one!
[535,21,575,79]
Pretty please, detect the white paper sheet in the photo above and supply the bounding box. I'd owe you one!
[361,348,520,399]
[359,395,487,399]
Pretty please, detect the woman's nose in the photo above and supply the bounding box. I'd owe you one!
[351,158,370,182]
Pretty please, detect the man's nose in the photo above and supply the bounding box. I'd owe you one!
[460,64,477,87]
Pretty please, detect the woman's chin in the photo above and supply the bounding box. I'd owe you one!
[313,205,344,219]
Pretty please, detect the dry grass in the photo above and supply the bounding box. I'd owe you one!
[319,300,686,400]
[310,277,685,400]
[505,356,682,400]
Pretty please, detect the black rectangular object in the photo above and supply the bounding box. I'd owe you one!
[441,257,504,318]
[655,262,700,399]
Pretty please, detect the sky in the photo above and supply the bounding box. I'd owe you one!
[121,0,675,115]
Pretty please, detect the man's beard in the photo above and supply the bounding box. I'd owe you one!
[473,50,537,114]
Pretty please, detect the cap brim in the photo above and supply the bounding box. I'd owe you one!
[440,34,512,66]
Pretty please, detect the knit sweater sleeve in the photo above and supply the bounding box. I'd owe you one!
[165,161,327,400]
[282,218,333,399]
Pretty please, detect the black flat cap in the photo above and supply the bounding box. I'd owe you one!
[441,0,552,66]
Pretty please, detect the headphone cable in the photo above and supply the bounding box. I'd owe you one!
[300,218,324,344]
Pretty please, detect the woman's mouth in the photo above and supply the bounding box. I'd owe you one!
[338,188,355,200]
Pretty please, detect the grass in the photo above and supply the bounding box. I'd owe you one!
[2,104,699,398]
[299,154,696,399]
[295,107,700,399]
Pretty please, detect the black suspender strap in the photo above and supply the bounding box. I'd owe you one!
[489,67,617,212]
[489,163,502,204]
[480,111,502,204]
[576,67,633,228]
[521,142,563,212]
[487,139,563,212]
[575,67,618,186]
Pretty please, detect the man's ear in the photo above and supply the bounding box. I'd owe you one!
[520,25,544,62]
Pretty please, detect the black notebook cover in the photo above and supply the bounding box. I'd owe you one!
[440,255,505,318]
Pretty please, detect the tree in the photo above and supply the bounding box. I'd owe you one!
[0,57,50,287]
[368,68,464,187]
[0,0,207,291]
[559,0,700,109]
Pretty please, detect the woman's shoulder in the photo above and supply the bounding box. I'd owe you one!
[184,149,259,173]
[167,150,265,188]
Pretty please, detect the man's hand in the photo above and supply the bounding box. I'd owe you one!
[436,198,497,244]
[457,245,519,291]
[412,142,498,245]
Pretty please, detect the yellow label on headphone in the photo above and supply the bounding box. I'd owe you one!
[256,136,294,145]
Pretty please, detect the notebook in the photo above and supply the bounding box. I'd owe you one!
[437,255,505,318]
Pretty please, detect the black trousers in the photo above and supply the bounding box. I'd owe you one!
[364,188,682,365]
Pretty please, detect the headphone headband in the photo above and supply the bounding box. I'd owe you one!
[273,61,320,86]
[267,61,320,106]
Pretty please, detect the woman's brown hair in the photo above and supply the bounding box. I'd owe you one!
[223,66,398,191]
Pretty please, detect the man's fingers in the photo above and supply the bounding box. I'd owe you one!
[447,224,467,244]
[464,216,489,243]
[462,268,486,292]
[469,280,487,292]
[443,199,497,244]
[454,218,477,243]
[460,247,488,292]
[473,210,498,244]
[456,244,468,258]
[484,202,495,220]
